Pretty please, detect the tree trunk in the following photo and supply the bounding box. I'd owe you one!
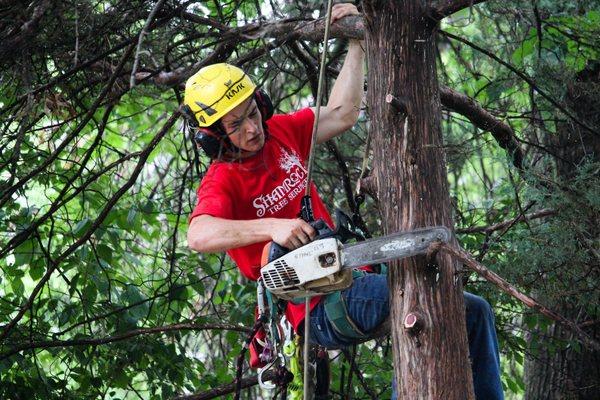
[524,303,600,400]
[363,1,474,398]
[525,63,600,400]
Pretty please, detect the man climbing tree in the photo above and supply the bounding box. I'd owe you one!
[185,3,502,398]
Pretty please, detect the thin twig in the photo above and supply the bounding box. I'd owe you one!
[341,348,378,400]
[429,0,487,20]
[0,323,250,360]
[0,42,137,209]
[130,0,166,88]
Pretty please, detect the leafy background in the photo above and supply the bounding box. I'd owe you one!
[1,0,599,399]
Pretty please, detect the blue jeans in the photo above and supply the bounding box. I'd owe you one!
[308,274,504,400]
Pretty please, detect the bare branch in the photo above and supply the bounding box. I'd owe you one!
[0,323,250,360]
[0,42,137,209]
[439,86,524,170]
[150,15,364,87]
[0,111,180,344]
[152,41,237,87]
[341,348,379,400]
[434,242,600,352]
[456,208,555,234]
[429,0,487,20]
[0,104,117,259]
[0,0,52,60]
[241,14,364,42]
[130,0,166,88]
[173,370,276,400]
[178,12,234,31]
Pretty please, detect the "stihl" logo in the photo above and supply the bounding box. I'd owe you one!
[225,83,245,99]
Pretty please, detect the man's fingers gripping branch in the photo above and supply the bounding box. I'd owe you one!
[330,3,360,24]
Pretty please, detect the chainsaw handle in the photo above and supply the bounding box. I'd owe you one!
[309,219,334,238]
[267,242,289,263]
[260,219,334,265]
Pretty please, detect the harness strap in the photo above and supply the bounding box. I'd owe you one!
[376,262,388,275]
[323,290,368,340]
[322,268,390,340]
[265,289,282,344]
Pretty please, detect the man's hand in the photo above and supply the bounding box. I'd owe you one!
[188,215,317,253]
[271,218,316,250]
[330,3,360,23]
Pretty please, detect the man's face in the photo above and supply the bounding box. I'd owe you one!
[221,96,265,156]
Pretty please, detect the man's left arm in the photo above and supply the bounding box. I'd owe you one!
[315,4,365,144]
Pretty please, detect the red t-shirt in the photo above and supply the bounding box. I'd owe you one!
[190,108,332,331]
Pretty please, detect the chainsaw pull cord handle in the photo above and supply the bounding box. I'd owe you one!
[302,0,335,398]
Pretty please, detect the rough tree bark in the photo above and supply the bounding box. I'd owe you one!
[362,1,474,398]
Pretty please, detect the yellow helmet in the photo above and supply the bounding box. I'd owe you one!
[184,63,257,127]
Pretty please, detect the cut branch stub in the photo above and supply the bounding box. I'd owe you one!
[426,240,443,264]
[357,176,378,201]
[403,312,425,334]
[385,93,408,115]
[426,240,444,262]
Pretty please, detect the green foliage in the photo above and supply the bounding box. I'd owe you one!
[1,0,599,398]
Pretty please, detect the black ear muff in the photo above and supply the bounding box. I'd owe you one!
[194,126,230,159]
[182,104,235,159]
[254,89,274,121]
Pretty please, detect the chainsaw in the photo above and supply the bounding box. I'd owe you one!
[260,225,451,300]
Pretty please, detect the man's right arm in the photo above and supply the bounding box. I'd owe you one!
[187,214,316,253]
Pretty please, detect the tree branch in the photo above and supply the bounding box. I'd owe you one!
[231,14,364,42]
[0,104,117,258]
[173,370,276,400]
[439,86,524,170]
[456,208,555,234]
[429,0,487,20]
[341,348,379,400]
[433,242,600,352]
[150,15,364,87]
[0,323,250,360]
[0,42,136,209]
[0,111,180,344]
[130,0,166,88]
[441,30,600,137]
[152,41,237,87]
[0,0,52,59]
